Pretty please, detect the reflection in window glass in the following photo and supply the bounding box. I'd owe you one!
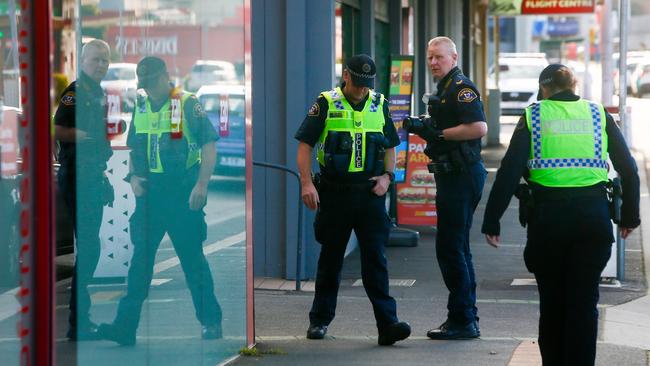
[54,1,248,365]
[0,3,25,365]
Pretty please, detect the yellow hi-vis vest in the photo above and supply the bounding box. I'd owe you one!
[133,91,200,173]
[316,87,385,173]
[525,99,609,187]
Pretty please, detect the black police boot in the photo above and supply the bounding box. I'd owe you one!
[426,320,480,340]
[306,324,328,340]
[202,324,223,340]
[378,321,411,346]
[97,323,136,346]
[67,320,100,341]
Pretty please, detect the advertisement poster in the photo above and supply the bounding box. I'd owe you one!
[396,135,437,227]
[388,56,414,183]
[489,0,595,15]
[0,107,19,178]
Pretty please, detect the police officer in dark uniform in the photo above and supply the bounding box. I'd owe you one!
[54,39,114,341]
[418,37,488,340]
[482,64,640,365]
[97,56,223,345]
[295,54,411,346]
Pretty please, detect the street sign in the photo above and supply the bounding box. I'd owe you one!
[489,0,595,15]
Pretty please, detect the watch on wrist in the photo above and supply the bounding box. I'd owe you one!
[384,171,395,182]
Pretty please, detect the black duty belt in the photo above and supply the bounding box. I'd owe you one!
[317,178,375,193]
[532,185,607,202]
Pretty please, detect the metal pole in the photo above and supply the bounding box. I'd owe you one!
[619,0,630,142]
[296,187,304,290]
[601,0,613,106]
[616,0,630,281]
[583,20,591,100]
[252,161,304,291]
[494,16,500,87]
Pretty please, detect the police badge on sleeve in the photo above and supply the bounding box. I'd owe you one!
[457,88,478,103]
[308,102,320,116]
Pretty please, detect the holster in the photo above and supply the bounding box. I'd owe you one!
[427,161,458,175]
[427,150,466,175]
[514,183,533,227]
[426,142,479,175]
[607,178,622,224]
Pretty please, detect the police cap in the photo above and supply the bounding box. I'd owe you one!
[345,54,376,88]
[537,63,567,100]
[136,56,168,89]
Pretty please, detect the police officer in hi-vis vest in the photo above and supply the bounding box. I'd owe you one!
[482,64,640,365]
[295,54,411,346]
[98,56,223,345]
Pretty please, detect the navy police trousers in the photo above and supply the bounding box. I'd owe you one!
[309,189,398,331]
[434,162,487,325]
[526,196,613,366]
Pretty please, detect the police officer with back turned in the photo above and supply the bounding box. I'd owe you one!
[405,36,488,340]
[295,54,411,346]
[482,64,640,365]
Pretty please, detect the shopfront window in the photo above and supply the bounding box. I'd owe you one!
[55,1,248,364]
[0,1,24,364]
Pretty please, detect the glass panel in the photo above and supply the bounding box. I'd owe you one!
[54,1,248,364]
[0,1,26,364]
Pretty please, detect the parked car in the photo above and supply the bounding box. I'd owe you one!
[632,60,650,98]
[101,63,138,112]
[196,84,246,176]
[489,53,549,115]
[613,52,650,96]
[185,60,238,92]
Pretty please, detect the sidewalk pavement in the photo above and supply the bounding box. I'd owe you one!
[230,143,650,366]
[601,151,650,350]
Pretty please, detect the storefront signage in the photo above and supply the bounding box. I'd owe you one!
[396,135,437,227]
[489,0,595,15]
[114,35,178,56]
[547,18,580,37]
[388,56,414,183]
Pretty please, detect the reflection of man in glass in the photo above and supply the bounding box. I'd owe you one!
[98,56,222,346]
[54,39,114,341]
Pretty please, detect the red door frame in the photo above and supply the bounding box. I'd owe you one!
[27,0,55,365]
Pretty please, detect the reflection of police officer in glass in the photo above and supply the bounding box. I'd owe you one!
[54,39,114,341]
[296,54,411,346]
[421,37,487,340]
[98,56,222,345]
[482,65,640,365]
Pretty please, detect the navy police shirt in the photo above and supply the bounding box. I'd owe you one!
[294,87,400,183]
[431,66,486,155]
[54,71,113,174]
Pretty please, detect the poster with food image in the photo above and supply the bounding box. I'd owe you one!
[410,169,435,187]
[396,134,437,227]
[388,56,414,183]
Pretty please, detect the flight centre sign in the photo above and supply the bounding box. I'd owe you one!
[489,0,595,15]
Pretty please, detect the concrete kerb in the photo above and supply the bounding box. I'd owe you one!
[601,151,650,351]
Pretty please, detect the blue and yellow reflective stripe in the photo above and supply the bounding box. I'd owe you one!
[529,101,606,170]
